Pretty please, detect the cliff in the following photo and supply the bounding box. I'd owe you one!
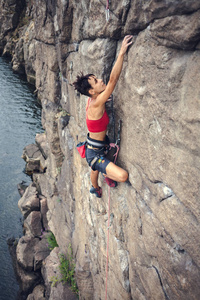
[1,0,200,299]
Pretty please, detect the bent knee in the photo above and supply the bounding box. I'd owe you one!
[119,170,128,182]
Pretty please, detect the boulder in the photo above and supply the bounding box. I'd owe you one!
[18,183,39,218]
[17,180,28,196]
[34,237,51,271]
[16,235,39,271]
[22,143,46,175]
[35,133,48,159]
[26,284,46,300]
[17,267,41,297]
[16,233,50,272]
[40,197,49,230]
[24,211,42,237]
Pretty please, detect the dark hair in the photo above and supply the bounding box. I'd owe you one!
[73,73,94,97]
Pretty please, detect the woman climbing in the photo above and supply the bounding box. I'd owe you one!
[73,35,133,198]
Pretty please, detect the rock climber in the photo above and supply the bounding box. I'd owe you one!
[73,35,133,198]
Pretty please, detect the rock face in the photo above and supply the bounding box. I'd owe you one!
[1,0,200,299]
[41,247,78,300]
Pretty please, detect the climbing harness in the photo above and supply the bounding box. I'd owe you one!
[105,0,110,22]
[86,134,110,170]
[105,119,121,300]
[87,133,109,148]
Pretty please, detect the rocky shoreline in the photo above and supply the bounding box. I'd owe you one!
[12,141,78,299]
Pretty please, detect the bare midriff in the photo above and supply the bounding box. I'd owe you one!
[89,129,107,141]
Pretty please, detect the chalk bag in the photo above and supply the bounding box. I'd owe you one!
[76,141,87,158]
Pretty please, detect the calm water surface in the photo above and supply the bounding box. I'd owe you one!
[0,57,43,300]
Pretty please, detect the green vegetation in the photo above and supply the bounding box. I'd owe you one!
[46,231,59,250]
[51,244,79,295]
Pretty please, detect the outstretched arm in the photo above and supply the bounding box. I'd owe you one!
[95,35,133,107]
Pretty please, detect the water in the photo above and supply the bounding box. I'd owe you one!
[0,57,43,300]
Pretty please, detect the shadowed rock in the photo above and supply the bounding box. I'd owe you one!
[34,237,51,271]
[26,284,45,300]
[16,235,39,271]
[17,181,28,197]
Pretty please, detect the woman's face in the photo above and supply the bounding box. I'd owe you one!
[88,75,106,96]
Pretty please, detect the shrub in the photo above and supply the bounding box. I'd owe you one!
[50,244,79,295]
[40,229,58,251]
[46,231,59,250]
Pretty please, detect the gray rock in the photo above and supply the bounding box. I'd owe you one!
[17,181,28,196]
[24,211,42,237]
[150,10,200,50]
[18,183,39,218]
[40,197,49,230]
[27,284,45,300]
[17,268,41,296]
[34,237,51,271]
[35,133,48,159]
[22,143,46,175]
[41,247,78,300]
[16,235,39,271]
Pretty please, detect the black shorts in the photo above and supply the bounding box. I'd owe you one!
[85,146,111,174]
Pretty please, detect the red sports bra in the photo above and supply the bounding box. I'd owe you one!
[86,98,109,133]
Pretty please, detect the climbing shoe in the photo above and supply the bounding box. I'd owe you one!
[90,186,102,198]
[104,176,117,188]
